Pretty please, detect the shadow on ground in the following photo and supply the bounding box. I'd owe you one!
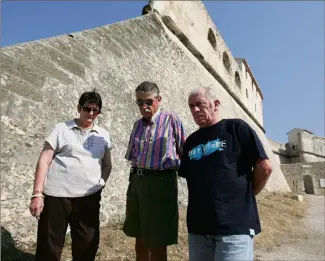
[1,226,35,261]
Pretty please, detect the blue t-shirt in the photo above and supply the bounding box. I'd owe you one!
[179,118,268,236]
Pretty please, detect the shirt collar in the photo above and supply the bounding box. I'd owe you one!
[67,119,99,133]
[141,109,161,126]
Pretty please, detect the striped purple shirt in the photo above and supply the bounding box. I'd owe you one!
[125,110,187,170]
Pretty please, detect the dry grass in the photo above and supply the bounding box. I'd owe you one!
[2,192,307,261]
[254,192,307,251]
[59,207,189,261]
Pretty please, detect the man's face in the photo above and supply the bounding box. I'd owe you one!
[188,92,219,128]
[78,102,100,125]
[135,91,161,119]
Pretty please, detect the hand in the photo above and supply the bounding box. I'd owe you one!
[29,197,44,220]
[99,178,106,187]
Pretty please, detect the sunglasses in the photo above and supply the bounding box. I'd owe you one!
[135,99,155,106]
[82,106,100,114]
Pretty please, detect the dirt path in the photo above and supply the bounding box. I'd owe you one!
[255,195,325,261]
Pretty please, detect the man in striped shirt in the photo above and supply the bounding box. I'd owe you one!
[123,81,187,261]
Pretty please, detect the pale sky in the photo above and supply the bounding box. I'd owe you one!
[2,1,324,143]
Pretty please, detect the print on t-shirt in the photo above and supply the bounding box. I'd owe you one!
[188,138,226,160]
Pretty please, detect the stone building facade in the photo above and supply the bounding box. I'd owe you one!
[268,128,325,195]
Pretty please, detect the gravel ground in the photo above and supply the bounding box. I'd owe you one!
[255,195,325,261]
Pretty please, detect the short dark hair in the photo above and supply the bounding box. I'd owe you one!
[78,89,102,110]
[135,81,160,97]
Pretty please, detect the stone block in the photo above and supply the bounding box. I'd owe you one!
[291,194,304,201]
[320,179,325,188]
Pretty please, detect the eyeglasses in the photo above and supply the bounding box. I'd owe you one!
[82,106,100,114]
[135,99,155,106]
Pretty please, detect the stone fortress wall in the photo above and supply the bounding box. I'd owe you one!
[1,0,290,247]
[149,1,264,128]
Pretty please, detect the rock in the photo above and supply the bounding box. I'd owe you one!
[292,194,304,202]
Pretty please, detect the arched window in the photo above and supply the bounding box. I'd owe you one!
[223,52,231,72]
[207,28,217,50]
[235,71,241,89]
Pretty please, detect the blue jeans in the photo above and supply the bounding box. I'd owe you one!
[188,234,254,261]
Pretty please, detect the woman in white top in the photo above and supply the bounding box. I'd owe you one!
[29,89,112,261]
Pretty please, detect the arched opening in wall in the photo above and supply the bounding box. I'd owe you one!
[246,89,249,99]
[223,52,231,72]
[207,28,217,50]
[235,71,241,89]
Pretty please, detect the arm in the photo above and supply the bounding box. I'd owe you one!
[177,134,189,179]
[178,143,188,179]
[32,142,55,194]
[125,121,138,161]
[236,119,272,195]
[172,114,187,157]
[101,150,112,183]
[252,158,273,195]
[29,142,55,219]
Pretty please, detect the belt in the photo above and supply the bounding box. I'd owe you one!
[130,167,176,176]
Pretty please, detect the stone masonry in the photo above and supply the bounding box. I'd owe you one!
[1,1,290,247]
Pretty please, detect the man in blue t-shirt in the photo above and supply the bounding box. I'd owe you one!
[179,86,273,261]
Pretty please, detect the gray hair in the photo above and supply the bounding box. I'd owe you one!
[189,85,219,103]
[135,81,160,97]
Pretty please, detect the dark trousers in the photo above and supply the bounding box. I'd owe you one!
[34,190,102,261]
